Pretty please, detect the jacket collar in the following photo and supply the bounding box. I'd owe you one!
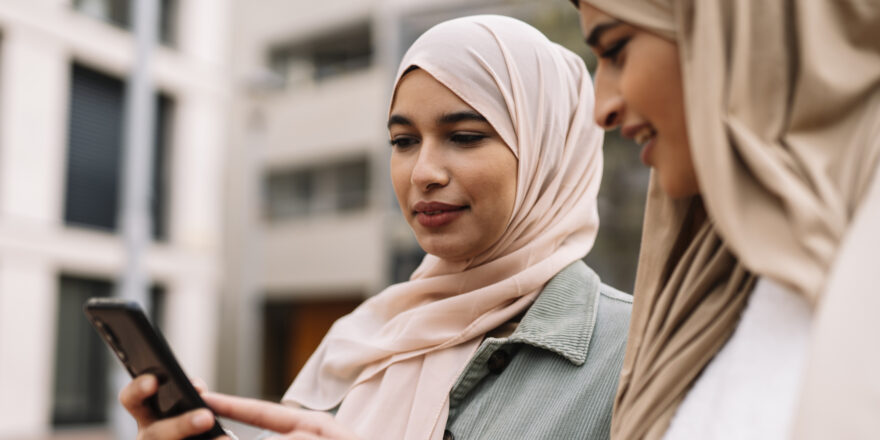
[508,260,601,366]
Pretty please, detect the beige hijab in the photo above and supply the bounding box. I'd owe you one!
[578,0,880,438]
[283,15,604,440]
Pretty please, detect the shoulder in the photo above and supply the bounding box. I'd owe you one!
[576,263,632,360]
[596,282,633,329]
[544,260,632,353]
[553,260,632,314]
[598,282,633,305]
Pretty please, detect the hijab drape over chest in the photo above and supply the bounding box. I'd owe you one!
[580,0,880,438]
[283,15,605,440]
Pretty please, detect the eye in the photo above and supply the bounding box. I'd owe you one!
[390,136,419,149]
[450,133,488,146]
[600,36,631,65]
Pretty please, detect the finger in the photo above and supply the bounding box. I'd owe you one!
[271,433,321,440]
[141,408,215,440]
[264,434,321,440]
[191,377,208,394]
[202,393,338,434]
[119,374,158,426]
[202,392,311,433]
[290,434,323,440]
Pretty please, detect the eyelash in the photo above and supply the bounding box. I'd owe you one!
[389,137,417,148]
[389,133,488,149]
[450,133,487,145]
[600,37,631,64]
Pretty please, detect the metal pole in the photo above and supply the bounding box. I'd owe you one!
[113,0,159,438]
[236,72,284,398]
[235,106,264,399]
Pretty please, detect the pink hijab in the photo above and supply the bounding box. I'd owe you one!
[283,15,604,440]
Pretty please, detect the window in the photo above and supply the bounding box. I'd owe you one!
[336,159,369,212]
[269,21,373,83]
[74,0,128,28]
[391,246,426,284]
[52,275,165,426]
[152,95,173,240]
[157,0,179,47]
[264,158,370,221]
[265,169,315,219]
[63,64,173,240]
[73,0,178,46]
[52,276,112,426]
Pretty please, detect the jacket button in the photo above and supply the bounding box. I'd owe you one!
[487,349,510,374]
[443,429,455,440]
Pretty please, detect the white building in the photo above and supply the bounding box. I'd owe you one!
[0,0,231,438]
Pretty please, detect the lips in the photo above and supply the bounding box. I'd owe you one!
[622,123,658,166]
[412,201,468,228]
[633,125,656,145]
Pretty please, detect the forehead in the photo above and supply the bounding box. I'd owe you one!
[577,3,616,34]
[390,69,475,114]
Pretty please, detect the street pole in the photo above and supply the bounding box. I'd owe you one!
[235,72,285,398]
[113,0,159,438]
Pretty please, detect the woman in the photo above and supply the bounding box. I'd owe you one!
[120,15,633,440]
[571,0,880,439]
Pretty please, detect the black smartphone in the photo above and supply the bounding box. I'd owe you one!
[83,297,227,440]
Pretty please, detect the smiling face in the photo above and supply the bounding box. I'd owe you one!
[578,3,699,198]
[388,69,518,262]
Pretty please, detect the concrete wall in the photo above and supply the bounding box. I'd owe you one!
[0,0,231,437]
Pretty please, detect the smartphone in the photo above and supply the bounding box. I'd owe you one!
[83,297,227,440]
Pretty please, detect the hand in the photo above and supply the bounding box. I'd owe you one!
[119,374,229,440]
[202,392,360,440]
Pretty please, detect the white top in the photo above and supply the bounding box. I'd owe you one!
[663,277,812,440]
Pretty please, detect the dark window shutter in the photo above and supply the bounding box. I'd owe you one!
[64,64,171,240]
[52,276,112,426]
[64,65,125,232]
[152,95,172,240]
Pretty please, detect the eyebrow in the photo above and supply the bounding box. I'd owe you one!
[437,111,488,125]
[387,111,488,129]
[585,20,623,47]
[387,114,412,129]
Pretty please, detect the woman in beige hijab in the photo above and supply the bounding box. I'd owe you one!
[572,0,880,439]
[119,15,632,440]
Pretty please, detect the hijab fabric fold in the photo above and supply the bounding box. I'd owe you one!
[579,0,880,438]
[283,15,604,440]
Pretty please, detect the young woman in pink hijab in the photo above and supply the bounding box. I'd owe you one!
[119,15,632,440]
[572,1,880,439]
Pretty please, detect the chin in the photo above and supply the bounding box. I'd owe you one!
[417,238,461,261]
[421,241,480,262]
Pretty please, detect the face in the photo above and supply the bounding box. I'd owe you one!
[578,3,699,198]
[388,69,518,262]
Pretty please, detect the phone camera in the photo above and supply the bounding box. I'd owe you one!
[94,319,128,362]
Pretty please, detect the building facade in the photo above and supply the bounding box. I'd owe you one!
[0,0,231,438]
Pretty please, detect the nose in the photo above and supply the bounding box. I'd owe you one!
[410,141,449,191]
[593,69,624,130]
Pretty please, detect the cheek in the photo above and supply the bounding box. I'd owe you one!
[471,156,517,220]
[620,41,684,127]
[620,58,665,120]
[390,156,412,205]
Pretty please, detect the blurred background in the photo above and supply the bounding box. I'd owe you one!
[0,0,647,438]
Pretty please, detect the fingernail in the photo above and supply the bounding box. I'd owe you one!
[192,410,212,428]
[140,375,155,392]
